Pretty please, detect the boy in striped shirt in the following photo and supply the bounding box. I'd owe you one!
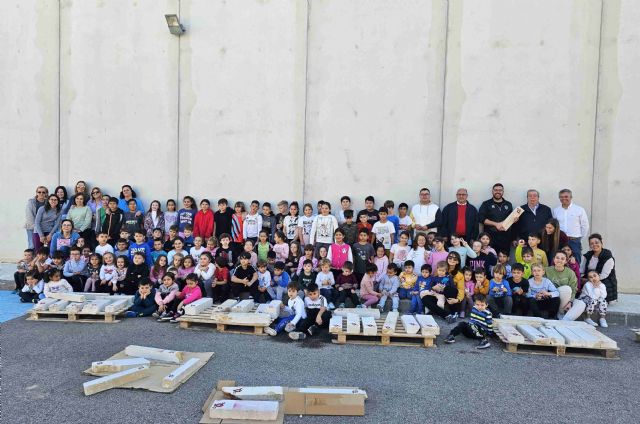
[444,294,493,349]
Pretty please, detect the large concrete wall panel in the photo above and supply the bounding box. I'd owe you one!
[59,0,179,206]
[592,0,640,293]
[305,0,447,211]
[178,0,308,204]
[0,0,59,257]
[441,0,601,210]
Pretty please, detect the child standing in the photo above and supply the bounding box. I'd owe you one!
[212,256,230,302]
[315,259,336,309]
[94,232,115,257]
[444,295,493,349]
[123,199,144,239]
[426,237,448,269]
[487,264,512,316]
[327,229,353,276]
[128,230,153,266]
[336,195,352,225]
[397,203,413,244]
[448,235,476,265]
[255,231,272,262]
[298,259,317,296]
[373,245,389,283]
[297,203,315,246]
[193,199,215,239]
[189,236,206,261]
[390,231,411,270]
[371,207,396,254]
[260,202,277,243]
[467,241,497,277]
[256,260,272,303]
[289,282,333,340]
[514,245,535,279]
[178,196,197,237]
[164,199,178,236]
[378,263,400,312]
[352,229,375,283]
[167,238,189,264]
[285,241,301,278]
[359,263,381,308]
[231,201,245,252]
[339,210,357,245]
[283,202,300,243]
[357,213,374,245]
[125,279,157,318]
[154,273,179,321]
[408,233,429,271]
[580,270,608,327]
[272,231,289,263]
[310,202,339,257]
[335,261,360,308]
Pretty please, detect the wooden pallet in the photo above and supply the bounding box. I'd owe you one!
[178,306,273,336]
[331,315,436,348]
[632,328,640,342]
[495,327,619,359]
[27,307,127,323]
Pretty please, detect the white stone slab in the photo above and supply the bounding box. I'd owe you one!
[554,326,588,348]
[104,297,133,313]
[497,323,526,344]
[33,298,58,311]
[401,315,420,335]
[47,300,70,312]
[329,315,343,334]
[184,297,213,316]
[210,312,272,326]
[91,358,150,373]
[222,386,284,401]
[255,301,281,320]
[65,302,85,313]
[209,400,279,421]
[81,299,112,314]
[516,324,551,345]
[346,313,361,334]
[161,357,201,389]
[124,345,184,364]
[538,326,566,346]
[48,292,86,303]
[213,299,239,312]
[382,312,399,335]
[361,316,378,336]
[83,365,150,396]
[231,299,255,313]
[414,314,440,336]
[334,308,380,319]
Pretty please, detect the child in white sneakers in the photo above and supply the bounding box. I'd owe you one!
[265,281,306,337]
[580,270,608,327]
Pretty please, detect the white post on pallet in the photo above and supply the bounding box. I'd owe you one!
[81,299,113,314]
[47,300,70,312]
[382,311,399,335]
[346,313,361,334]
[184,298,213,316]
[334,308,380,319]
[213,299,239,312]
[361,316,377,336]
[497,323,525,344]
[231,299,255,313]
[516,324,551,345]
[414,314,440,336]
[33,298,59,311]
[538,326,566,345]
[329,315,343,334]
[400,315,420,335]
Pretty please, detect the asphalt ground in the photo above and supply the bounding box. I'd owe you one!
[1,315,638,424]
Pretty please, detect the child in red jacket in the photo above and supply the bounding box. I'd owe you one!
[193,199,215,239]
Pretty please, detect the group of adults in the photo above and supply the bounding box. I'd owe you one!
[23,181,618,305]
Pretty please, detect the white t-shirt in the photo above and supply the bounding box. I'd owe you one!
[297,215,315,244]
[310,215,338,245]
[305,295,328,309]
[283,215,299,241]
[95,244,115,257]
[390,243,411,268]
[190,246,205,260]
[410,203,440,232]
[372,221,396,249]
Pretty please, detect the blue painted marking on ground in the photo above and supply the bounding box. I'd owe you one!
[0,291,33,323]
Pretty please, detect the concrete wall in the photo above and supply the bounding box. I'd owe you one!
[2,0,639,293]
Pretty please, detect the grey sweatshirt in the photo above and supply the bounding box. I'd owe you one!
[34,207,63,237]
[25,198,45,230]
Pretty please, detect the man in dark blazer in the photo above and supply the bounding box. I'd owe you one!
[439,188,479,242]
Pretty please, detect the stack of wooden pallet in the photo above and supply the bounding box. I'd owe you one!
[29,293,134,323]
[178,299,276,335]
[494,315,619,358]
[329,309,439,348]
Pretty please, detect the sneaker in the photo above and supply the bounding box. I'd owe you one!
[338,303,345,309]
[264,327,277,337]
[169,317,179,323]
[444,335,455,344]
[377,305,384,312]
[476,339,491,349]
[307,325,318,336]
[289,331,307,340]
[160,313,173,322]
[446,314,457,324]
[584,317,598,326]
[152,312,160,318]
[356,304,364,308]
[328,302,336,310]
[599,318,608,328]
[125,311,137,318]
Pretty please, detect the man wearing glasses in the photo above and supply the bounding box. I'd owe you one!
[552,189,589,260]
[409,188,441,237]
[439,188,479,242]
[478,183,515,255]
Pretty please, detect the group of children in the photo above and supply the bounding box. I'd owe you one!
[14,194,611,347]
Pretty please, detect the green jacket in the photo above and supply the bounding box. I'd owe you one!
[544,266,577,298]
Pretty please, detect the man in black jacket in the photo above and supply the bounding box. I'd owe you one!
[515,189,552,241]
[478,183,515,254]
[439,188,479,242]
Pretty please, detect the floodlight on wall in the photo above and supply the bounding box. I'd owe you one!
[165,14,185,35]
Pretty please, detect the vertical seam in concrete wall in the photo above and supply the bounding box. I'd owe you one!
[57,0,61,185]
[176,0,182,201]
[302,0,311,204]
[590,0,605,221]
[437,0,450,206]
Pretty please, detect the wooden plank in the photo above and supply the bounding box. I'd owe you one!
[83,366,150,396]
[414,314,440,336]
[81,299,113,314]
[329,316,343,334]
[346,314,360,334]
[222,386,284,401]
[124,345,185,364]
[91,358,150,373]
[401,315,420,335]
[185,298,214,316]
[361,316,377,336]
[382,312,399,335]
[497,323,525,344]
[49,292,87,302]
[231,300,255,313]
[162,357,201,389]
[334,308,380,319]
[209,400,279,421]
[501,206,524,230]
[516,324,551,345]
[213,299,239,313]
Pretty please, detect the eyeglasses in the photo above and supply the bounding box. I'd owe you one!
[91,191,100,195]
[37,191,47,194]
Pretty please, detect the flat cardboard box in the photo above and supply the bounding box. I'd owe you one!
[200,381,284,424]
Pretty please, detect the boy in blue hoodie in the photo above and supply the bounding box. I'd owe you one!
[128,230,153,267]
[410,264,432,313]
[444,294,493,349]
[126,279,157,317]
[487,264,512,317]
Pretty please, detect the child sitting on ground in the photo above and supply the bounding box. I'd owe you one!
[256,260,272,303]
[212,256,229,302]
[19,270,44,303]
[289,282,333,340]
[335,261,360,308]
[154,273,179,321]
[473,268,490,297]
[126,279,157,318]
[460,267,474,318]
[508,263,529,316]
[410,264,431,314]
[97,252,118,293]
[118,252,149,295]
[169,273,203,323]
[526,264,560,318]
[420,261,457,323]
[580,270,608,328]
[13,248,34,294]
[487,264,512,317]
[359,263,381,308]
[298,259,317,297]
[378,263,400,312]
[269,262,291,302]
[497,250,512,278]
[43,269,73,297]
[316,259,336,309]
[398,260,417,303]
[63,246,87,292]
[265,281,306,337]
[82,253,102,292]
[444,294,493,349]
